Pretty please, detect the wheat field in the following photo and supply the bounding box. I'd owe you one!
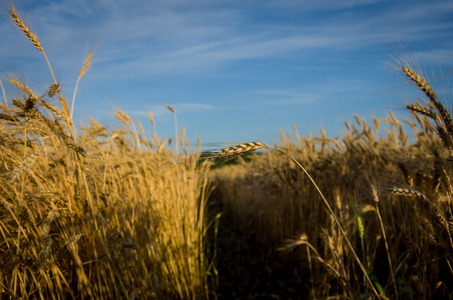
[1,3,452,299]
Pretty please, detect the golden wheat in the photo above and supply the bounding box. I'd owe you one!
[8,6,43,52]
[7,78,38,99]
[213,141,381,298]
[47,83,60,98]
[211,141,268,160]
[406,104,438,120]
[402,67,437,102]
[402,66,453,137]
[71,50,96,119]
[79,52,94,78]
[7,4,57,84]
[167,105,175,113]
[391,187,428,201]
[115,108,133,125]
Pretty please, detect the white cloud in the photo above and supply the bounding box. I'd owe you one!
[3,0,452,82]
[258,90,319,105]
[126,103,212,118]
[265,0,391,10]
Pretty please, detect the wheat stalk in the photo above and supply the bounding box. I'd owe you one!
[372,184,398,298]
[0,79,7,106]
[167,105,179,156]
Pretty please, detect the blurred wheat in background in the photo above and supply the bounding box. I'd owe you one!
[1,2,452,299]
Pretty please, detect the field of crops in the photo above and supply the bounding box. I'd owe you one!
[1,3,452,299]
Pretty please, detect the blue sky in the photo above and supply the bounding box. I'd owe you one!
[1,0,453,147]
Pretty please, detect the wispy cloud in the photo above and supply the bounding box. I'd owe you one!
[1,0,452,145]
[126,103,212,118]
[3,0,452,80]
[258,90,318,105]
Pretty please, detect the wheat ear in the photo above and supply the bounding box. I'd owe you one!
[402,67,436,102]
[391,187,428,202]
[115,109,133,125]
[7,3,57,85]
[71,50,95,119]
[167,105,178,155]
[406,104,438,121]
[210,142,267,160]
[211,142,381,298]
[8,6,43,52]
[402,67,453,136]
